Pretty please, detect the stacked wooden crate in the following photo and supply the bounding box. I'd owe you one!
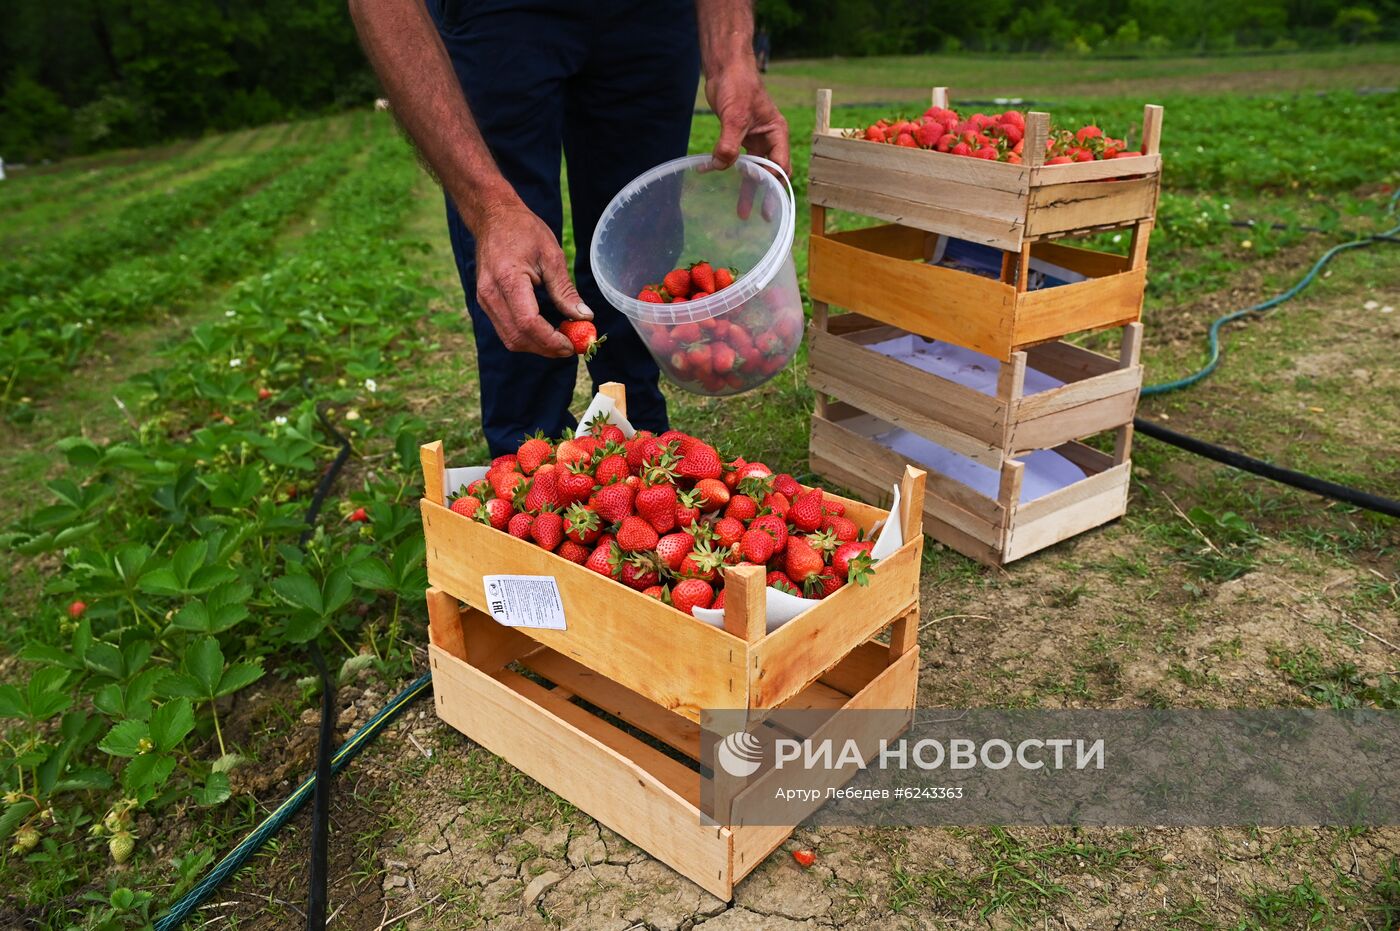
[807,86,1163,566]
[419,384,928,899]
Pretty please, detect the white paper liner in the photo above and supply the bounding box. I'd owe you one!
[864,334,1065,398]
[439,391,905,636]
[872,424,1085,504]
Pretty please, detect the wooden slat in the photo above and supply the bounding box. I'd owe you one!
[428,645,734,899]
[1053,438,1116,475]
[1030,239,1131,278]
[748,536,921,710]
[1025,176,1158,239]
[808,232,1015,358]
[1029,153,1160,186]
[420,441,444,507]
[815,88,832,136]
[819,640,894,696]
[422,499,746,721]
[888,604,919,663]
[811,133,1029,194]
[1024,339,1120,383]
[808,327,1006,464]
[1013,267,1146,348]
[426,588,467,661]
[1010,389,1140,454]
[1002,463,1131,561]
[821,222,928,260]
[810,412,1006,528]
[516,647,702,760]
[808,176,1023,252]
[810,152,1024,227]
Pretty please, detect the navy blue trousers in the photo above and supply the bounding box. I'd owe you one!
[427,0,700,457]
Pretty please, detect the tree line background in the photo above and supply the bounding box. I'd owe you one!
[2,0,1396,162]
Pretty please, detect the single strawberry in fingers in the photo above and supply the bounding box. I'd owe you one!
[560,320,604,358]
[663,267,691,299]
[616,515,660,553]
[671,578,714,616]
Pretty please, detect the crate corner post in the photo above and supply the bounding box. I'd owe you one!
[815,88,832,136]
[420,440,445,506]
[598,381,627,420]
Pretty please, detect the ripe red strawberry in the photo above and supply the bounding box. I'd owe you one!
[715,267,736,289]
[792,849,816,868]
[592,423,627,445]
[450,496,481,518]
[656,532,695,573]
[516,434,552,475]
[478,497,514,530]
[508,512,534,540]
[821,499,844,517]
[784,537,825,595]
[914,121,941,148]
[590,483,634,524]
[724,494,758,523]
[671,578,714,616]
[766,570,800,596]
[678,539,726,581]
[711,342,739,374]
[467,478,491,498]
[616,515,660,553]
[814,570,843,598]
[557,539,590,564]
[642,584,666,599]
[677,442,722,481]
[555,437,591,471]
[636,483,678,533]
[530,510,564,550]
[524,469,561,512]
[624,431,656,471]
[1075,125,1103,144]
[638,287,665,304]
[833,540,876,585]
[789,488,825,533]
[805,529,840,559]
[689,261,715,294]
[674,488,703,529]
[663,268,691,299]
[740,529,775,564]
[560,320,604,359]
[347,507,368,523]
[750,513,788,552]
[68,600,87,620]
[558,464,595,506]
[594,447,630,486]
[772,473,801,498]
[712,590,726,609]
[616,551,660,590]
[585,540,616,577]
[693,478,729,512]
[712,517,745,549]
[564,502,602,544]
[761,492,790,518]
[820,514,858,543]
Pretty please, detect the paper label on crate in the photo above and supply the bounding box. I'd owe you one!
[481,575,567,630]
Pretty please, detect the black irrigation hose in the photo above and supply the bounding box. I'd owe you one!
[1134,417,1400,519]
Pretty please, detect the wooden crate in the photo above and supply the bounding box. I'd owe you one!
[808,222,1147,361]
[809,86,1164,253]
[427,592,918,899]
[810,404,1132,567]
[418,384,927,723]
[808,313,1142,469]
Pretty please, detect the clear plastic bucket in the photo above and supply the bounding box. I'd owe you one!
[590,155,802,396]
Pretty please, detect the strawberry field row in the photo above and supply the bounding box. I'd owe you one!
[0,139,364,409]
[1,120,437,923]
[0,144,312,307]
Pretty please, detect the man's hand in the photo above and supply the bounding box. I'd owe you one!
[474,201,592,358]
[706,66,790,176]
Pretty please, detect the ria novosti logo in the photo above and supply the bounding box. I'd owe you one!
[716,731,764,777]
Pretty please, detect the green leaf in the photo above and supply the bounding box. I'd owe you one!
[282,611,326,644]
[183,638,225,696]
[322,567,352,616]
[52,767,114,793]
[99,720,150,758]
[56,437,103,468]
[215,662,264,699]
[193,772,231,807]
[149,698,195,752]
[272,573,323,615]
[0,684,27,718]
[349,558,394,591]
[122,752,176,793]
[0,800,37,843]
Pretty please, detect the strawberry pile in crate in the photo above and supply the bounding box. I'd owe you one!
[854,105,1136,164]
[447,423,876,617]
